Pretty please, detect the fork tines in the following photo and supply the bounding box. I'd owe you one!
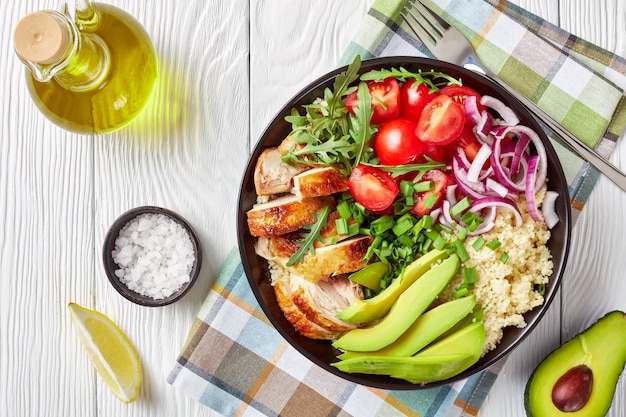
[401,0,449,45]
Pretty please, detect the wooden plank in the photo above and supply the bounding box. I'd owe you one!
[0,2,96,417]
[89,0,249,415]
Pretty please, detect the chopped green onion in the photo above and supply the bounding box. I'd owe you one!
[337,200,352,219]
[454,287,469,298]
[450,196,472,217]
[413,180,434,193]
[500,252,509,263]
[347,223,360,236]
[421,215,433,230]
[371,215,394,235]
[424,192,438,209]
[335,218,349,235]
[453,239,470,262]
[392,215,413,236]
[472,236,486,251]
[462,267,478,288]
[398,234,413,247]
[438,224,454,235]
[462,211,484,232]
[400,180,414,197]
[433,234,448,250]
[486,239,501,250]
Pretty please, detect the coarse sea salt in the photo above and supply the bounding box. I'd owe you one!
[112,213,195,300]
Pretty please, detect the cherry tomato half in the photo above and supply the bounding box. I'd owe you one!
[348,164,399,211]
[415,95,465,145]
[439,85,486,113]
[411,169,454,216]
[375,118,425,165]
[346,78,400,125]
[399,79,439,122]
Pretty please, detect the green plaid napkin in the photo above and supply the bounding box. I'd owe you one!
[168,1,626,416]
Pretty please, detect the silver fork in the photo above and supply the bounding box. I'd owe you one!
[401,0,626,192]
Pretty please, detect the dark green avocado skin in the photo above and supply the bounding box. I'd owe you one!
[524,311,626,417]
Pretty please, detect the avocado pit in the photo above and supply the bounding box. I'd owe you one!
[551,364,593,412]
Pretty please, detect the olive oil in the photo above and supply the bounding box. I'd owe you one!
[15,3,157,134]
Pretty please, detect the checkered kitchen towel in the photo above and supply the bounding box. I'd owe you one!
[168,1,626,416]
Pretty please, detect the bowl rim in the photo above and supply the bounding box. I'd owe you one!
[102,205,202,307]
[237,56,572,389]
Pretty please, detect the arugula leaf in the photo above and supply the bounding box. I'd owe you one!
[286,205,332,267]
[360,67,462,91]
[328,55,361,114]
[348,81,377,169]
[368,159,447,178]
[281,56,375,175]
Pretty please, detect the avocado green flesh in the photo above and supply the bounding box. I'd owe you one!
[332,353,474,384]
[348,262,387,292]
[332,254,460,352]
[337,248,448,324]
[524,311,626,417]
[338,294,476,360]
[332,320,485,383]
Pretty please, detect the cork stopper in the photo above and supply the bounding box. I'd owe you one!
[14,11,69,64]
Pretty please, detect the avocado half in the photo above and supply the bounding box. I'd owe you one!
[524,311,626,417]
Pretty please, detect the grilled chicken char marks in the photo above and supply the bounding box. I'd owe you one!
[292,167,349,198]
[262,211,358,258]
[246,195,336,237]
[255,235,373,283]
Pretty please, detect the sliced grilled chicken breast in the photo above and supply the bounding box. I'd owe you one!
[292,167,349,198]
[257,211,357,258]
[247,195,335,237]
[254,147,308,195]
[273,267,362,340]
[256,235,373,283]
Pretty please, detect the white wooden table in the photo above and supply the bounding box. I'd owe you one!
[1,0,625,416]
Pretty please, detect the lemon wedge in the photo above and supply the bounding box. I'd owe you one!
[68,302,142,403]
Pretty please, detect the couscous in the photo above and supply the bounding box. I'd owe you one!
[440,187,553,355]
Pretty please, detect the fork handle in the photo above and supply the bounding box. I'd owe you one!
[483,72,626,192]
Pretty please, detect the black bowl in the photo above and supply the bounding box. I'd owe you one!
[237,56,571,389]
[103,206,202,307]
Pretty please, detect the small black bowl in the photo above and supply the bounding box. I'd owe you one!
[103,206,202,307]
[237,56,572,389]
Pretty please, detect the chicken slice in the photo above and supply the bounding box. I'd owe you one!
[274,276,338,340]
[277,136,305,156]
[246,195,335,237]
[256,235,373,283]
[292,167,349,198]
[273,266,362,340]
[256,211,357,258]
[254,147,308,196]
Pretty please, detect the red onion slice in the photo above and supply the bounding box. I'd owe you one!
[526,155,544,222]
[481,95,520,126]
[464,95,481,125]
[467,143,492,183]
[542,191,560,229]
[471,196,523,227]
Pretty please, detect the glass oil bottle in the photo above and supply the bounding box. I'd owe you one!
[13,1,158,134]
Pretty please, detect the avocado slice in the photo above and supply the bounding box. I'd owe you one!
[332,254,460,352]
[524,311,626,417]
